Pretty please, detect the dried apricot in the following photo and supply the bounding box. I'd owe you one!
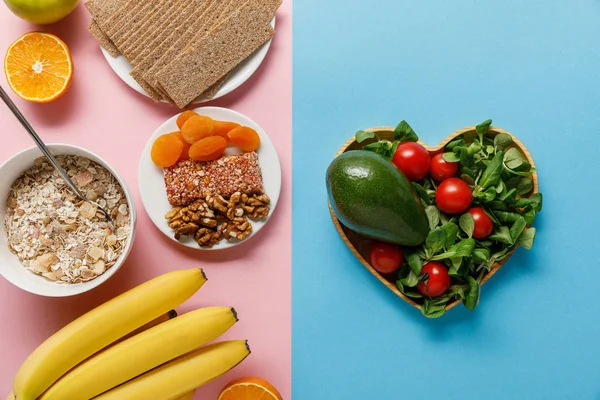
[176,110,199,130]
[189,136,227,162]
[227,126,261,152]
[181,115,215,144]
[170,131,191,161]
[151,134,184,168]
[213,120,241,141]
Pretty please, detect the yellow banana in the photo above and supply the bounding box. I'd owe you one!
[176,391,196,400]
[41,306,238,400]
[115,309,177,344]
[13,269,207,400]
[95,340,251,400]
[6,393,14,400]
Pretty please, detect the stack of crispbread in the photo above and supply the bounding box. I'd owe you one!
[85,0,281,108]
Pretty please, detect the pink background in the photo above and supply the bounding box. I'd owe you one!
[0,1,292,398]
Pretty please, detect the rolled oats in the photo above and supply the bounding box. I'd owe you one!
[4,155,131,284]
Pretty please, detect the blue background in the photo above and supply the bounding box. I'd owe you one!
[292,0,600,399]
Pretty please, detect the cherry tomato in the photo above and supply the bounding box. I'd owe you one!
[392,142,431,181]
[369,241,404,274]
[417,262,451,297]
[430,153,458,181]
[467,207,494,239]
[435,178,472,214]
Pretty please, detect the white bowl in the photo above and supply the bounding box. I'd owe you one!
[0,144,137,297]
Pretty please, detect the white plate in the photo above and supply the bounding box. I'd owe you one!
[138,107,281,250]
[101,17,276,104]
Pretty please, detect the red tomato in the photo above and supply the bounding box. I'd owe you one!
[435,178,472,214]
[392,142,431,181]
[467,207,494,239]
[430,153,458,181]
[417,262,451,297]
[369,241,404,274]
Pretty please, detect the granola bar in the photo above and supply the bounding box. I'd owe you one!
[163,151,264,206]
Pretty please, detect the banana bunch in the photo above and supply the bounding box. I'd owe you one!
[8,268,250,400]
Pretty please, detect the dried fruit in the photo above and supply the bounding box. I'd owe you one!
[151,134,184,168]
[79,202,97,219]
[170,131,191,161]
[227,126,261,152]
[189,136,227,162]
[213,121,240,141]
[176,110,199,130]
[181,115,215,144]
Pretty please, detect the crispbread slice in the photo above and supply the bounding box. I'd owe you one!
[85,0,130,54]
[141,0,233,92]
[85,0,127,23]
[162,0,280,101]
[127,0,198,66]
[107,0,165,47]
[202,73,229,99]
[98,0,145,36]
[119,0,184,55]
[129,0,219,99]
[153,0,281,100]
[157,0,280,108]
[128,0,216,101]
[149,0,228,103]
[125,0,197,64]
[114,0,171,49]
[129,0,213,66]
[195,4,245,98]
[88,21,120,57]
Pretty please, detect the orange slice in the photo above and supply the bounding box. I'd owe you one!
[4,32,73,103]
[218,377,283,400]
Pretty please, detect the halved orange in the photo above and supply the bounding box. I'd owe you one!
[218,377,283,400]
[4,32,73,103]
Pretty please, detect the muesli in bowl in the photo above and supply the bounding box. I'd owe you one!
[0,144,136,297]
[5,155,131,284]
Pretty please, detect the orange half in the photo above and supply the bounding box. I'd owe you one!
[218,377,283,400]
[4,32,73,103]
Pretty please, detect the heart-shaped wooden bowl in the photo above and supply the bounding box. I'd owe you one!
[328,125,539,312]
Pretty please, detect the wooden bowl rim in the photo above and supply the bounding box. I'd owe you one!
[328,125,539,312]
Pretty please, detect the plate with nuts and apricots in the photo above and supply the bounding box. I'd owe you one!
[138,106,282,250]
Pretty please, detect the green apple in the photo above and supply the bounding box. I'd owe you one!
[3,0,79,24]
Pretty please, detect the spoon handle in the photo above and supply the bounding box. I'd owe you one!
[0,86,87,199]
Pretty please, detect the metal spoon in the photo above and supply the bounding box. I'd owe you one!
[0,85,115,227]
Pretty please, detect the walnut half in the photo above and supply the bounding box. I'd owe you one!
[174,223,200,240]
[244,193,271,220]
[220,217,253,241]
[195,228,222,248]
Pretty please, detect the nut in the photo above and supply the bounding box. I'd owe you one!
[166,191,269,247]
[226,192,245,220]
[166,201,217,231]
[174,223,200,240]
[195,227,222,248]
[243,193,271,220]
[220,217,252,241]
[164,207,183,220]
[205,192,228,213]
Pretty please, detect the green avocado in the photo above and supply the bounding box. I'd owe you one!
[326,150,428,247]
